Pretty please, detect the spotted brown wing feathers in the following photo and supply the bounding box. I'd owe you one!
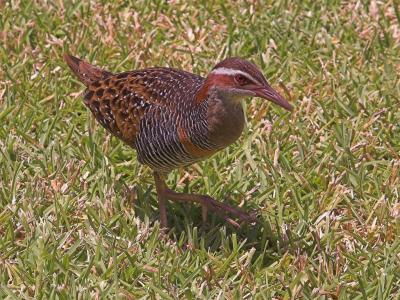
[69,62,203,148]
[84,73,153,145]
[65,55,212,173]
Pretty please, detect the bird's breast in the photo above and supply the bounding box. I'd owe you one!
[206,97,245,149]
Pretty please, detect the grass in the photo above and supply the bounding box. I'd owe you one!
[1,0,400,298]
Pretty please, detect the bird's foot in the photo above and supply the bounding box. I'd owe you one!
[200,195,258,227]
[153,171,257,229]
[163,189,257,228]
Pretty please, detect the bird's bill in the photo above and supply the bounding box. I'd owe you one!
[255,86,293,111]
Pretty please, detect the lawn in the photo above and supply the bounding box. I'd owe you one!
[1,0,400,299]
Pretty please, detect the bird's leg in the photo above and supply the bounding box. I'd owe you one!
[163,190,257,227]
[153,171,208,228]
[153,172,257,228]
[153,172,169,228]
[154,172,257,228]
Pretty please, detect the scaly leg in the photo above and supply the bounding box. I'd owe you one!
[153,172,168,228]
[153,172,257,228]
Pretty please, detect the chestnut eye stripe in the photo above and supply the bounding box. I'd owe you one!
[211,67,261,85]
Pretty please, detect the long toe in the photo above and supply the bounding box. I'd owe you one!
[161,188,257,227]
[201,195,258,224]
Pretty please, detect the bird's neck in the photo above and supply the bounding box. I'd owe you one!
[195,73,242,104]
[190,80,245,150]
[204,88,245,149]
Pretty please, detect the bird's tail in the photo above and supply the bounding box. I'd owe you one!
[64,54,112,86]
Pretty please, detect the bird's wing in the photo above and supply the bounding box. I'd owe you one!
[83,69,204,146]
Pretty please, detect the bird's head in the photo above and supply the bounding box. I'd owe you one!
[196,57,292,111]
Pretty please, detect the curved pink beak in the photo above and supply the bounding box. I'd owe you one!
[255,85,293,111]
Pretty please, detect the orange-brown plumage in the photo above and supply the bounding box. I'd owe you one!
[64,54,293,228]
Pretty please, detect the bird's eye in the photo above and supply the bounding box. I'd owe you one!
[234,74,249,85]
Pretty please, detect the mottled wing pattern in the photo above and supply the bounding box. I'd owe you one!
[84,73,149,145]
[83,68,204,148]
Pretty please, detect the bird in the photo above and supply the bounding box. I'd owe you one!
[64,54,293,228]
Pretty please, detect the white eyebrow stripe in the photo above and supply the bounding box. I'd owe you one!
[211,67,261,85]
